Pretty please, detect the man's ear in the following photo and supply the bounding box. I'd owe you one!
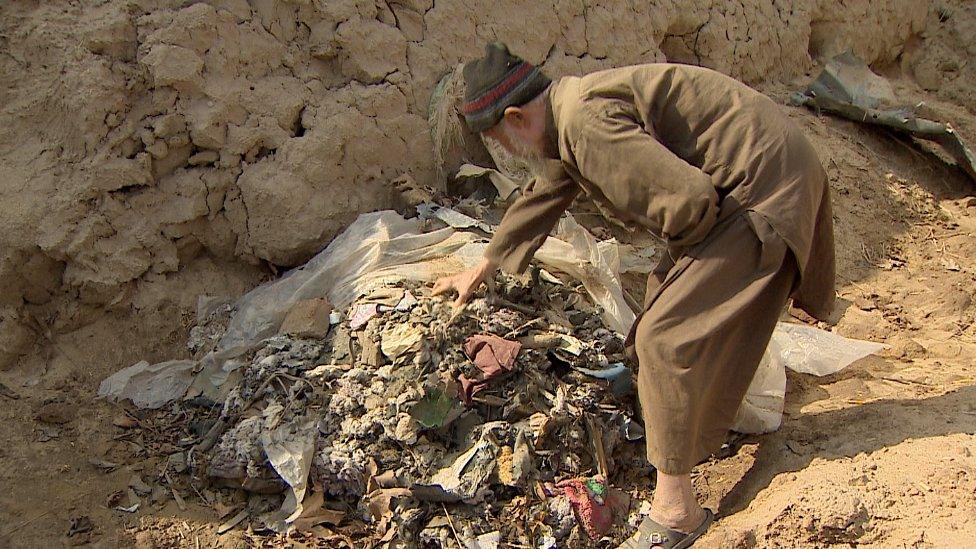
[501,106,524,128]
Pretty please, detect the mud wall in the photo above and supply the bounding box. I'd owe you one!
[0,0,932,366]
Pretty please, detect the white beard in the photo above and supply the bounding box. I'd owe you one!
[497,124,547,178]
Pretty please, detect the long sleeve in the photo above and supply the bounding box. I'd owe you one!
[484,161,581,273]
[571,100,719,248]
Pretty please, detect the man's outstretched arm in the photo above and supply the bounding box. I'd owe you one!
[434,168,580,306]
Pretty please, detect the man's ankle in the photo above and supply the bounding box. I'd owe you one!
[649,502,706,533]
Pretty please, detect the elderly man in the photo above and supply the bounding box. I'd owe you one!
[433,43,835,547]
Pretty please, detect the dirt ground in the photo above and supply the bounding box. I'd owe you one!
[2,2,976,548]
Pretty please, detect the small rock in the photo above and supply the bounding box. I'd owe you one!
[167,452,187,473]
[393,414,418,445]
[188,150,219,166]
[113,414,139,429]
[150,485,170,505]
[153,114,186,138]
[129,474,152,496]
[146,139,168,159]
[889,339,926,360]
[142,44,203,88]
[35,402,75,425]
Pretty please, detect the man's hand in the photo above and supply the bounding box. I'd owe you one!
[432,258,497,308]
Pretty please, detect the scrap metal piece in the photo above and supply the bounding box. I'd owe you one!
[792,52,976,184]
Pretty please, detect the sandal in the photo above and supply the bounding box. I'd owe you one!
[619,509,715,549]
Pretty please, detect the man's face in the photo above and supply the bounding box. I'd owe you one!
[482,104,546,160]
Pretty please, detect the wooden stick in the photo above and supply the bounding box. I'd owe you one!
[441,504,464,548]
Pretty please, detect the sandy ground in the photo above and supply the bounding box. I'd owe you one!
[2,81,975,548]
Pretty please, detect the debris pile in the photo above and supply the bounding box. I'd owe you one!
[173,268,646,544]
[97,207,886,545]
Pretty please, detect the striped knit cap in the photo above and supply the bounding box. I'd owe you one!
[462,43,551,132]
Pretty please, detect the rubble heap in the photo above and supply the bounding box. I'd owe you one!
[180,269,646,545]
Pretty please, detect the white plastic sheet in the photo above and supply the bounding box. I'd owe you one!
[536,215,635,334]
[731,323,886,434]
[261,419,318,531]
[97,360,196,409]
[221,209,636,349]
[220,211,481,351]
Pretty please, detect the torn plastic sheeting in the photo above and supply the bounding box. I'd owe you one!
[776,322,886,375]
[196,295,234,324]
[184,347,247,401]
[537,214,636,334]
[732,323,886,434]
[97,360,196,409]
[260,420,318,532]
[417,203,493,233]
[792,52,976,184]
[464,530,501,549]
[220,212,480,352]
[616,243,658,275]
[807,51,897,109]
[413,432,499,503]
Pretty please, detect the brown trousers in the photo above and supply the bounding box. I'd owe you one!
[630,210,797,474]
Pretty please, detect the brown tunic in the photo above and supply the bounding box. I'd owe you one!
[482,63,835,474]
[485,64,834,319]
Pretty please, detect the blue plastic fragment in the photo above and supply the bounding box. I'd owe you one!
[573,363,633,397]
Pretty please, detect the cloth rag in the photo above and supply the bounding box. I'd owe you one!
[554,476,629,540]
[458,334,521,404]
